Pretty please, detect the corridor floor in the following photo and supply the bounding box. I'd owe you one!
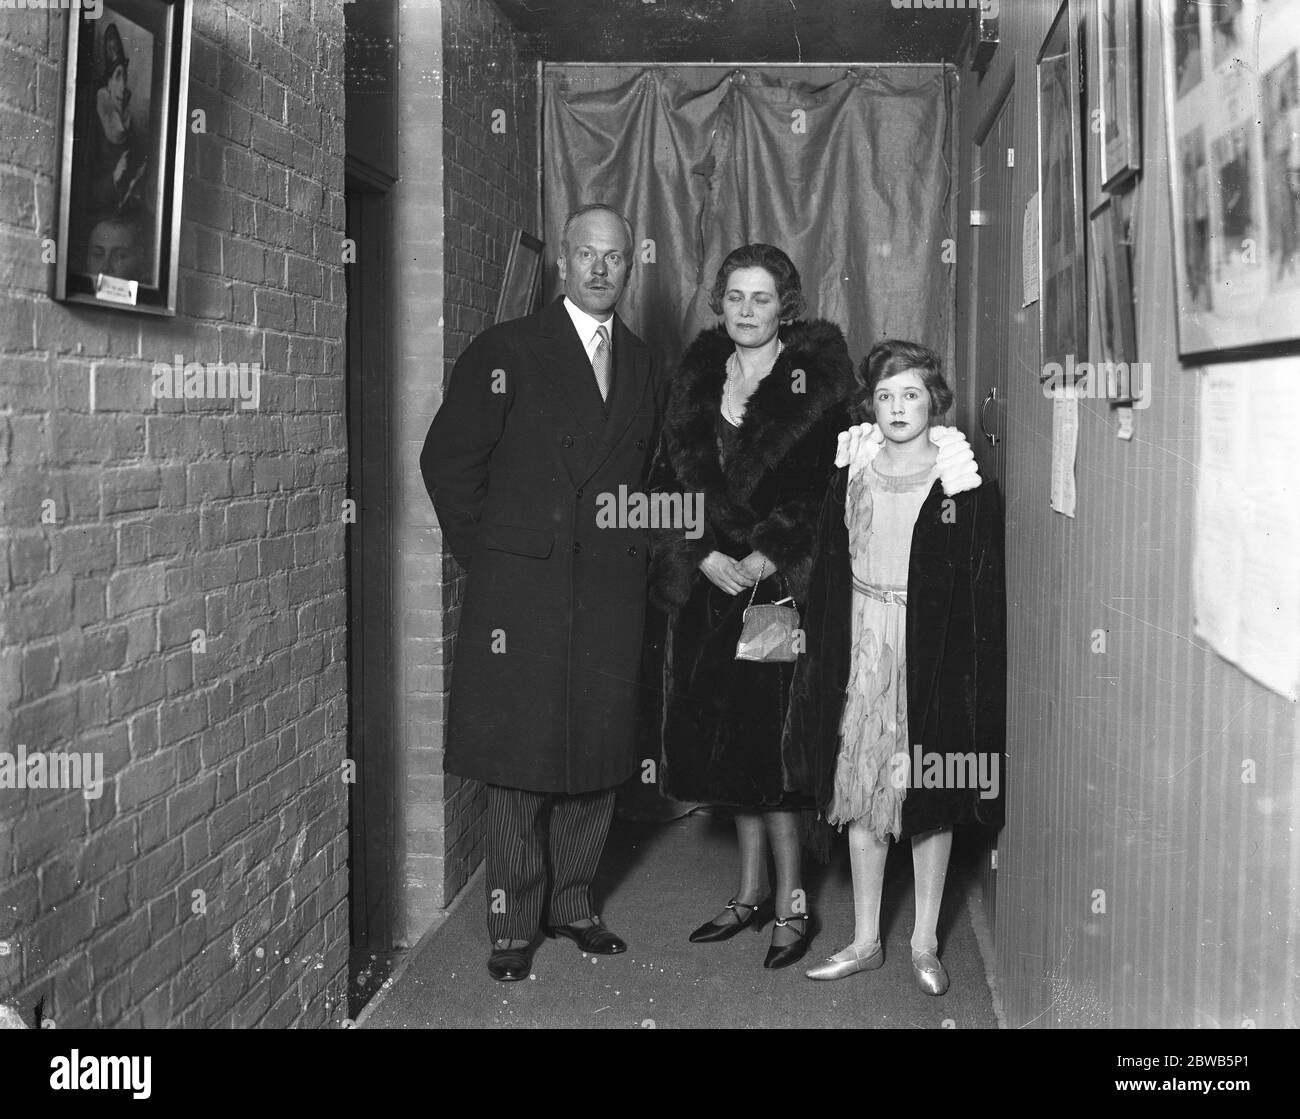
[358,812,1001,1029]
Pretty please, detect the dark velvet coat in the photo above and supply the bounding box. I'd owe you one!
[420,298,666,794]
[647,320,855,807]
[782,464,1007,837]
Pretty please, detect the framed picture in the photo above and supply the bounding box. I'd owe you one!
[1163,0,1300,360]
[1089,199,1142,403]
[1096,0,1141,192]
[494,230,545,323]
[54,0,192,315]
[1038,0,1088,377]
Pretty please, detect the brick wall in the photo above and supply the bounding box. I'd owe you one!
[432,0,538,902]
[0,0,349,1027]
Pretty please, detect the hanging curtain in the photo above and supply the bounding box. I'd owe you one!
[542,64,956,378]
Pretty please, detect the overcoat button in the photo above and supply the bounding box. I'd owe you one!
[635,439,646,450]
[573,542,582,554]
[562,435,575,448]
[626,545,638,557]
[576,487,584,498]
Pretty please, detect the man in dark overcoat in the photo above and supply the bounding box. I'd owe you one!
[421,204,665,980]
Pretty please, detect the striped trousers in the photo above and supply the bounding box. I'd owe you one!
[484,783,617,941]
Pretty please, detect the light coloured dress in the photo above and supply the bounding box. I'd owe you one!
[826,457,939,840]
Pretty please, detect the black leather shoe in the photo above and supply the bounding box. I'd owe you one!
[544,917,627,955]
[689,896,775,943]
[487,939,534,981]
[764,913,814,970]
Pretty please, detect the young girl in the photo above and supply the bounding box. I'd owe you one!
[782,340,1006,994]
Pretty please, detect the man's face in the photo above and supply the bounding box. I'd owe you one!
[557,209,631,318]
[86,220,143,279]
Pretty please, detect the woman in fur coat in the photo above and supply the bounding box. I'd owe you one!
[647,243,854,970]
[783,339,1006,995]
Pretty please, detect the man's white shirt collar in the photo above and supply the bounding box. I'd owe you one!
[563,297,614,362]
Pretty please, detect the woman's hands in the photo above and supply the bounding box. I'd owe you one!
[698,550,774,595]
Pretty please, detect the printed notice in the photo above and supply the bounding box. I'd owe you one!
[1193,361,1300,700]
[1050,389,1077,517]
[1022,192,1040,307]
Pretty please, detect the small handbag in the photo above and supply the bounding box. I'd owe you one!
[735,561,801,663]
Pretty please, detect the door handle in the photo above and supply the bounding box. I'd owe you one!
[980,387,1000,446]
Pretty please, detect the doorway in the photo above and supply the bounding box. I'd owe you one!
[344,164,400,1016]
[964,75,1015,936]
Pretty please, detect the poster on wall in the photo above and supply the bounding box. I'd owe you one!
[1162,0,1300,360]
[1194,360,1300,700]
[53,0,193,315]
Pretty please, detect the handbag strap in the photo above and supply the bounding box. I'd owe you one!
[746,560,768,608]
[745,560,791,608]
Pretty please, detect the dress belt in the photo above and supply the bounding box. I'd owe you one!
[851,576,907,605]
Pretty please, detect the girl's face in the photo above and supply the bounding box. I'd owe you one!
[721,266,782,350]
[873,369,932,444]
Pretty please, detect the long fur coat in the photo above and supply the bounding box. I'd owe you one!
[646,319,855,806]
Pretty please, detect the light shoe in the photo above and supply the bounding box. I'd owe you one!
[910,950,950,996]
[804,941,884,980]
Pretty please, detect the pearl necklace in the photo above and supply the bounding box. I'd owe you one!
[722,342,783,425]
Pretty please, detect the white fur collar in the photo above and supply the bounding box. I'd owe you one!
[834,423,982,496]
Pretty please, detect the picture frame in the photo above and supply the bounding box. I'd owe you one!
[1162,0,1300,361]
[1096,0,1141,193]
[1038,0,1088,378]
[54,0,192,315]
[494,230,545,323]
[1089,198,1142,403]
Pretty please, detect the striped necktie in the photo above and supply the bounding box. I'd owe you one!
[592,324,611,401]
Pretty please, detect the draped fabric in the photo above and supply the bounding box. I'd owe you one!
[542,65,957,377]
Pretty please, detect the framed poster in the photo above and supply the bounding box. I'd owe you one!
[1038,0,1088,377]
[494,230,545,323]
[1097,0,1141,191]
[54,0,192,315]
[1163,0,1300,359]
[1089,199,1142,403]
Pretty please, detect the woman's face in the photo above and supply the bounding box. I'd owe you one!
[108,66,127,113]
[721,266,782,349]
[873,369,932,444]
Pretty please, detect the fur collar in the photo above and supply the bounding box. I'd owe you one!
[836,423,982,496]
[664,319,855,511]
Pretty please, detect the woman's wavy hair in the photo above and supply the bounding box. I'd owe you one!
[706,243,806,321]
[855,339,954,423]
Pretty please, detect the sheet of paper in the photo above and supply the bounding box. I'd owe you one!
[1050,390,1077,517]
[1193,360,1300,700]
[1022,192,1040,308]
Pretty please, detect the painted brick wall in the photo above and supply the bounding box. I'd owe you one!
[435,0,538,901]
[0,0,349,1027]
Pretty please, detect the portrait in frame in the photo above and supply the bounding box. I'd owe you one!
[1038,0,1088,377]
[54,0,193,315]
